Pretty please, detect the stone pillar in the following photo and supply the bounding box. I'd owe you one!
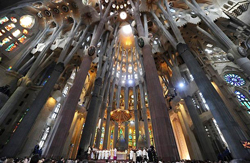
[12,25,50,71]
[177,43,250,159]
[0,63,65,157]
[103,77,116,150]
[177,103,203,160]
[132,86,139,148]
[184,96,217,160]
[139,83,150,148]
[113,122,118,148]
[17,56,36,75]
[129,0,179,160]
[0,24,65,127]
[95,75,111,148]
[124,86,129,149]
[61,112,80,158]
[46,55,92,158]
[77,77,103,156]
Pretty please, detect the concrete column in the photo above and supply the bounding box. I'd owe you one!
[124,86,129,149]
[12,25,50,71]
[61,112,80,158]
[129,0,179,160]
[95,75,111,148]
[184,96,217,160]
[132,86,139,148]
[177,103,203,160]
[17,56,36,75]
[139,83,150,148]
[103,66,118,149]
[71,115,85,159]
[45,55,92,159]
[18,98,58,157]
[0,63,65,157]
[177,43,250,159]
[114,122,118,148]
[182,0,250,77]
[0,24,64,127]
[77,77,103,155]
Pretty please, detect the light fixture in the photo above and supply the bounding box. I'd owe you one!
[128,79,133,84]
[120,11,127,20]
[122,24,132,35]
[178,82,184,88]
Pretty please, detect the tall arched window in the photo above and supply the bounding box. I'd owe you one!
[235,90,250,114]
[224,74,245,86]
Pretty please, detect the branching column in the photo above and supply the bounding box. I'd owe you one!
[129,0,179,161]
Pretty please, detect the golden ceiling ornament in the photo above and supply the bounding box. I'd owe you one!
[110,108,132,127]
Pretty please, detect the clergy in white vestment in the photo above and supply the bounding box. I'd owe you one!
[91,151,94,159]
[110,148,114,160]
[105,150,109,159]
[98,151,101,160]
[130,150,134,160]
[114,148,117,156]
[114,148,117,160]
[143,148,147,161]
[101,150,105,159]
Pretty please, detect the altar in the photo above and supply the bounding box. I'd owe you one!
[116,151,127,160]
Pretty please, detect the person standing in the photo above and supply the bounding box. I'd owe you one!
[142,148,147,162]
[147,147,153,162]
[114,148,117,160]
[87,146,91,160]
[130,149,134,161]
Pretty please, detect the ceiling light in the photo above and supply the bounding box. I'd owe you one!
[178,82,184,88]
[128,79,133,84]
[120,11,127,20]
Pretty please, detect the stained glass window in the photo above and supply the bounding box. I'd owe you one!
[18,35,27,43]
[5,23,16,31]
[51,103,61,119]
[20,15,35,29]
[39,126,50,148]
[12,29,21,37]
[23,29,28,35]
[0,38,10,47]
[224,74,245,86]
[10,17,17,23]
[0,16,9,24]
[235,90,250,114]
[5,43,18,51]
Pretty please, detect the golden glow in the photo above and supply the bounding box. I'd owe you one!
[125,40,131,46]
[171,116,191,160]
[119,24,134,48]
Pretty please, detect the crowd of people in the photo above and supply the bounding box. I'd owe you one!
[0,145,245,163]
[86,145,157,162]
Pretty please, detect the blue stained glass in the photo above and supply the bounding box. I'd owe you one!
[235,91,250,114]
[224,74,245,86]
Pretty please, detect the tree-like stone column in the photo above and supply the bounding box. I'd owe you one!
[129,0,179,161]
